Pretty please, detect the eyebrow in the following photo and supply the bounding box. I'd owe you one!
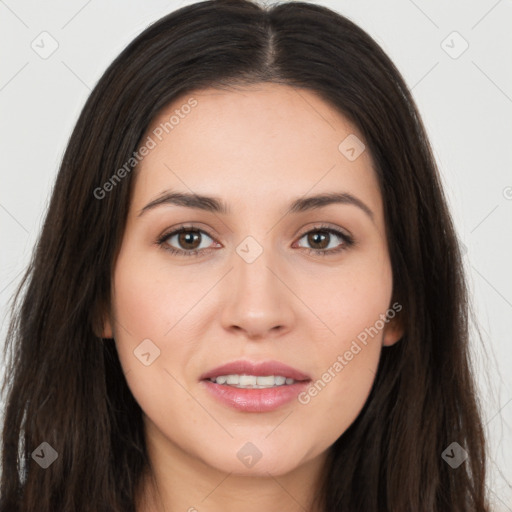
[138,190,374,220]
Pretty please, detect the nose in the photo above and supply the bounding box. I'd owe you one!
[220,243,295,340]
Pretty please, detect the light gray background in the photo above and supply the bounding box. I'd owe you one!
[1,0,511,509]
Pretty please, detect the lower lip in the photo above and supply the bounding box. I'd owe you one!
[201,379,311,412]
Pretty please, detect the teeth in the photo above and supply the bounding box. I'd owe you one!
[240,375,257,386]
[209,374,297,388]
[255,376,276,386]
[274,376,286,385]
[226,375,239,385]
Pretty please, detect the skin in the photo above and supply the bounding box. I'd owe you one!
[100,83,403,512]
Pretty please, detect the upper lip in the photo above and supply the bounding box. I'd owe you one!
[200,360,311,381]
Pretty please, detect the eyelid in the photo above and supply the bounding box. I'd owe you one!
[295,222,352,239]
[157,222,219,243]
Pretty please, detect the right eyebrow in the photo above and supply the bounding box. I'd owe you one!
[138,191,230,217]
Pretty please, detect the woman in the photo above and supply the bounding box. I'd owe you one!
[0,0,490,510]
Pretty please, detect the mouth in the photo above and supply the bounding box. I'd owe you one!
[199,359,311,387]
[199,360,311,412]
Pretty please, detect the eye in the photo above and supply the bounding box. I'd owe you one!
[294,225,354,256]
[157,226,217,257]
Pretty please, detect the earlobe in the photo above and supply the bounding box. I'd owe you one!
[100,316,113,339]
[92,303,114,339]
[382,316,404,347]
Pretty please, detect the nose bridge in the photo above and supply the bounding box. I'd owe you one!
[233,234,281,304]
[221,233,294,335]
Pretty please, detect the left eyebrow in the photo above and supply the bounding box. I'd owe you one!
[287,192,374,221]
[138,190,374,221]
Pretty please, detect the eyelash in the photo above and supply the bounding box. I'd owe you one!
[156,223,355,258]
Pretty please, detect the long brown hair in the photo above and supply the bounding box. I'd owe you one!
[0,0,489,510]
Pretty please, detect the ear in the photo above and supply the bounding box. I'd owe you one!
[99,315,114,339]
[92,301,114,339]
[382,313,404,347]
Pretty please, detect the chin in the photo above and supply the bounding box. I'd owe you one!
[201,446,307,477]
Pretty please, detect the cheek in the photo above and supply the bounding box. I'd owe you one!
[108,243,207,397]
[111,244,208,341]
[293,249,392,435]
[109,251,204,438]
[304,242,393,347]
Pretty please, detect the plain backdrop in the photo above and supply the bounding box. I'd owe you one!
[1,0,511,509]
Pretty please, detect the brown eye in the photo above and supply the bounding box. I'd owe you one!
[305,231,330,250]
[176,230,202,250]
[159,227,216,256]
[296,227,351,255]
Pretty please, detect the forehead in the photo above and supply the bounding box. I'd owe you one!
[133,83,381,218]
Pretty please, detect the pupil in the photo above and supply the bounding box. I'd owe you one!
[179,230,200,249]
[309,231,328,249]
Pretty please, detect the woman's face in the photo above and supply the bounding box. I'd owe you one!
[102,83,402,478]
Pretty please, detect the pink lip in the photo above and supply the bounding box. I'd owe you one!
[199,360,311,381]
[199,359,311,413]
